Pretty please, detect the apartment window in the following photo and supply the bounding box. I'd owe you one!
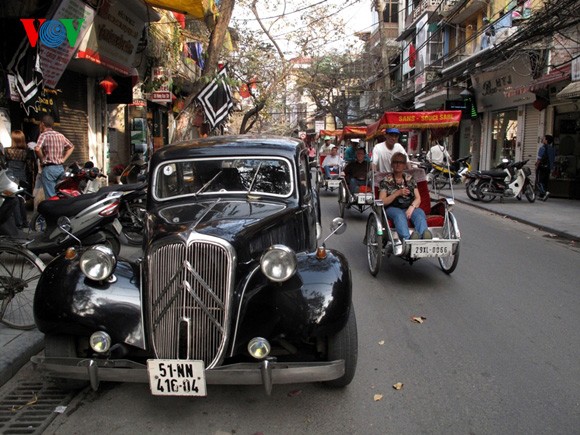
[383,0,399,23]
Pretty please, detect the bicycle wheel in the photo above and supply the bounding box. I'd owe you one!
[0,244,45,330]
[121,203,146,245]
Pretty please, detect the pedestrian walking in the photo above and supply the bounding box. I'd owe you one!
[535,134,555,201]
[34,115,74,198]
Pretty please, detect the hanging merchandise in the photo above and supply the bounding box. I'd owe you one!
[8,42,44,116]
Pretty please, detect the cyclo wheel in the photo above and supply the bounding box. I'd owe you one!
[338,183,347,218]
[438,213,460,274]
[366,214,382,277]
[0,243,45,330]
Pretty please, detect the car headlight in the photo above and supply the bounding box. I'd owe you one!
[80,245,116,281]
[260,245,297,282]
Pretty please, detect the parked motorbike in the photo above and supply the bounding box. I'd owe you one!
[98,182,147,245]
[476,159,536,203]
[120,143,148,185]
[463,159,515,201]
[51,161,104,199]
[0,168,123,256]
[27,191,123,256]
[430,155,472,190]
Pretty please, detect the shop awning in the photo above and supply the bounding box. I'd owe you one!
[143,0,214,19]
[319,130,342,138]
[366,111,462,139]
[557,81,580,100]
[529,64,571,92]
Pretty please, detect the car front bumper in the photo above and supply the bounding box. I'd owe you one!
[30,356,345,395]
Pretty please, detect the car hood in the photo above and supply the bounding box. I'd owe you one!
[151,199,301,261]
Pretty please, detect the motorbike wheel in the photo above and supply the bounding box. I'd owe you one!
[102,230,121,257]
[338,185,347,218]
[438,213,460,274]
[44,335,89,391]
[432,174,448,191]
[121,203,146,245]
[29,212,46,233]
[476,181,496,203]
[0,244,44,330]
[524,183,536,203]
[324,304,358,388]
[465,180,479,201]
[366,215,382,277]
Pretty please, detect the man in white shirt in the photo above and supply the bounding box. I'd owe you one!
[322,145,341,178]
[372,128,407,173]
[427,142,452,166]
[319,137,334,155]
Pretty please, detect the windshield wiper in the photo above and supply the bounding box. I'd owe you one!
[247,162,263,195]
[194,170,223,195]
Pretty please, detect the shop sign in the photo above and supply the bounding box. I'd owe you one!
[76,0,147,76]
[37,0,95,88]
[150,91,172,103]
[471,58,535,110]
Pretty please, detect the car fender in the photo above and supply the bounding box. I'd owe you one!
[34,256,145,350]
[229,249,351,356]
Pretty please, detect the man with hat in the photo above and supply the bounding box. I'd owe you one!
[372,127,408,173]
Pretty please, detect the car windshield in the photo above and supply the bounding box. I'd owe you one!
[154,157,293,200]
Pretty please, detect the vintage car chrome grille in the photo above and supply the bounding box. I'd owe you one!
[148,239,234,368]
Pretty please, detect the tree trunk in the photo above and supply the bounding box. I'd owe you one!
[171,0,236,142]
[240,101,266,134]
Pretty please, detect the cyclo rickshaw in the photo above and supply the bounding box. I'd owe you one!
[336,126,374,217]
[317,129,342,192]
[363,111,463,275]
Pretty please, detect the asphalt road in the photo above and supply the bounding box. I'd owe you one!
[6,193,580,435]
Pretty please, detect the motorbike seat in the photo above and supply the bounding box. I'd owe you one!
[38,191,115,219]
[480,170,508,178]
[98,182,147,193]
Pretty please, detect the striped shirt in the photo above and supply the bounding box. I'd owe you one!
[35,129,73,165]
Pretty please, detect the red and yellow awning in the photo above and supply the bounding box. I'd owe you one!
[143,0,216,19]
[366,111,462,139]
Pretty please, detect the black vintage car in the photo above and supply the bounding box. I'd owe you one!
[32,136,357,396]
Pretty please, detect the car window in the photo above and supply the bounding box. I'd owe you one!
[154,157,293,200]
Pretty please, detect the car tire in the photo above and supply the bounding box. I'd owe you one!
[44,335,89,391]
[324,305,358,388]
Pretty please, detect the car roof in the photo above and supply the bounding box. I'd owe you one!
[151,135,304,165]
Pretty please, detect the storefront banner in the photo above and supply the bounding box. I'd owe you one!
[40,0,95,88]
[367,111,462,139]
[76,0,147,76]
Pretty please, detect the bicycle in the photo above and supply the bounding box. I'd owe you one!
[0,241,45,330]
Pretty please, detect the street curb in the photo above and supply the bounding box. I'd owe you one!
[0,330,43,388]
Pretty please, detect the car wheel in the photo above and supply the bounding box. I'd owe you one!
[44,335,89,391]
[324,305,358,388]
[366,215,382,277]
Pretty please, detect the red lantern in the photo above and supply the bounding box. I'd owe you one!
[99,76,118,95]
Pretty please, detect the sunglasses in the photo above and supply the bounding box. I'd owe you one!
[392,161,406,164]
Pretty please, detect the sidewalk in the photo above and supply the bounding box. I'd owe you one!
[436,186,580,242]
[1,191,579,388]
